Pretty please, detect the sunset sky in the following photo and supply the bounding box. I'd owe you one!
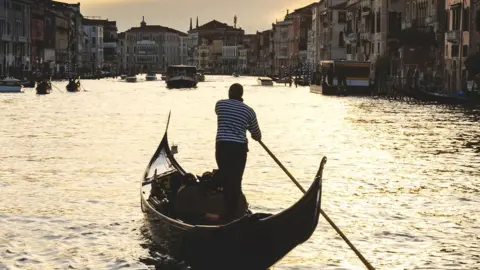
[63,0,314,34]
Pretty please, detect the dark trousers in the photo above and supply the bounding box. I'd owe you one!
[215,141,248,218]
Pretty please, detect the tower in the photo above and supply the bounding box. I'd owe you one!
[141,16,146,27]
[234,15,237,28]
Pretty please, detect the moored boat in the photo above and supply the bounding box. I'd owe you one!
[0,78,24,93]
[166,65,197,89]
[21,79,36,88]
[257,77,274,86]
[36,80,52,95]
[120,74,127,80]
[66,78,81,92]
[196,69,205,82]
[146,72,157,81]
[161,75,167,81]
[126,76,137,83]
[140,116,326,269]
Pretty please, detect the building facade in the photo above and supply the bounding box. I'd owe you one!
[470,0,480,57]
[188,19,244,73]
[314,0,348,62]
[123,17,185,73]
[445,0,470,91]
[256,30,273,75]
[273,19,292,75]
[83,22,104,71]
[0,0,31,77]
[117,32,126,72]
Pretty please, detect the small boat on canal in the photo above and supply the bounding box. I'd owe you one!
[196,69,205,82]
[66,77,81,92]
[257,77,274,86]
[0,78,24,93]
[120,74,127,80]
[145,72,157,81]
[126,75,137,83]
[36,79,52,95]
[140,115,325,270]
[166,65,197,89]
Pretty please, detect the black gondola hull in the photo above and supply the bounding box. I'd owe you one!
[141,123,326,269]
[66,83,80,92]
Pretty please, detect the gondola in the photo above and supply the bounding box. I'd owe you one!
[66,79,81,92]
[140,114,326,270]
[36,80,52,95]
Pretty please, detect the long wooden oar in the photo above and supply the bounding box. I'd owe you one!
[258,140,376,270]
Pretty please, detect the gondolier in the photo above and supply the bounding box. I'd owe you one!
[215,83,262,220]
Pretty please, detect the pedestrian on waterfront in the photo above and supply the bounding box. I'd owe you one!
[215,83,262,221]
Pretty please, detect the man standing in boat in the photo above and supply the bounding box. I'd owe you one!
[215,83,262,221]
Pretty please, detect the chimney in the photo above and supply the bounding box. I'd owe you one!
[190,17,192,31]
[196,16,199,28]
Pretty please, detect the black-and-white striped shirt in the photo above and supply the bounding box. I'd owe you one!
[215,99,262,144]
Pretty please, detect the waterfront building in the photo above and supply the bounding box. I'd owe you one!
[399,0,445,86]
[256,29,273,75]
[196,38,211,70]
[445,0,470,91]
[313,0,347,62]
[123,17,186,73]
[288,4,315,69]
[242,34,258,74]
[51,1,83,75]
[470,1,480,57]
[0,0,31,77]
[188,19,244,73]
[238,45,248,72]
[273,19,292,75]
[31,0,46,73]
[81,18,118,73]
[83,18,104,72]
[117,32,126,73]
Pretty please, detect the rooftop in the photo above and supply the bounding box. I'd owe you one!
[190,20,243,32]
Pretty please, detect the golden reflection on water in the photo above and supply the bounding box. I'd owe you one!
[0,76,479,269]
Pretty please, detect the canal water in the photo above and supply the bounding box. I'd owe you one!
[1,76,479,269]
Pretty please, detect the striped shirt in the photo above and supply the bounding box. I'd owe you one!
[215,99,262,143]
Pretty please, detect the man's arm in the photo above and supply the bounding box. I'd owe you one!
[247,111,262,141]
[214,100,219,115]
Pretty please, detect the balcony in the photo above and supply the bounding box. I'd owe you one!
[360,32,371,42]
[103,42,117,49]
[446,30,460,43]
[402,20,411,30]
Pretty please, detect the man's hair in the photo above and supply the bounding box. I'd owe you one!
[229,83,243,99]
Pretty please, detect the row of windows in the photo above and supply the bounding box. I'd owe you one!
[0,19,27,37]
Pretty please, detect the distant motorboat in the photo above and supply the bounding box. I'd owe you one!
[146,73,157,81]
[126,76,137,83]
[166,65,198,89]
[233,72,239,77]
[257,77,273,86]
[120,75,127,80]
[197,69,205,82]
[0,78,24,93]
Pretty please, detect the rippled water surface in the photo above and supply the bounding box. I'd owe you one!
[1,76,479,270]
